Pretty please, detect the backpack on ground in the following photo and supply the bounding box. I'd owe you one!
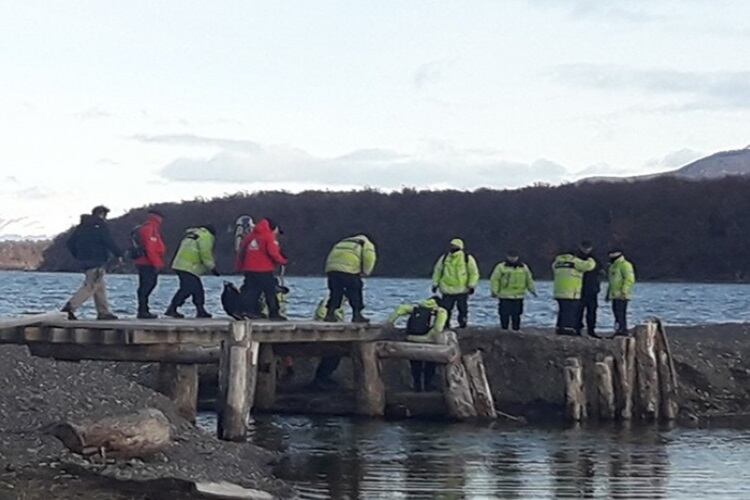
[128,225,146,260]
[406,306,434,335]
[221,281,243,320]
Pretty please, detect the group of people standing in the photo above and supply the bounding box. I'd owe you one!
[59,206,636,342]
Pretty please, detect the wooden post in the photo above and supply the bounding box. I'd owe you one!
[615,336,636,420]
[462,351,497,419]
[658,350,679,420]
[255,344,277,411]
[351,342,386,416]
[635,322,659,421]
[157,363,198,422]
[442,332,477,420]
[595,357,616,420]
[564,357,586,422]
[218,321,258,441]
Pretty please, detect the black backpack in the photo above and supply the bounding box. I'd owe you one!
[128,225,146,260]
[406,306,434,335]
[221,282,243,320]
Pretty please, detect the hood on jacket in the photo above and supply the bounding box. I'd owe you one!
[146,213,163,227]
[449,238,464,250]
[253,219,273,235]
[422,297,441,310]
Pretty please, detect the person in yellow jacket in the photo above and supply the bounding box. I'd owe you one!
[324,234,377,323]
[490,250,536,331]
[552,250,595,335]
[166,225,219,318]
[387,296,448,392]
[431,238,479,328]
[607,248,636,335]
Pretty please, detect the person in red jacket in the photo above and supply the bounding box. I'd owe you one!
[236,218,287,320]
[133,210,166,319]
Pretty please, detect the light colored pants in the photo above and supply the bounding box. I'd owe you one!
[67,267,112,315]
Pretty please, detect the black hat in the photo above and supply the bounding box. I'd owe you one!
[91,205,110,216]
[506,249,519,258]
[147,208,165,218]
[608,247,623,255]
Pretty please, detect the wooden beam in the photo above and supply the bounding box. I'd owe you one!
[615,336,636,420]
[217,321,257,441]
[351,342,386,417]
[462,350,497,419]
[441,331,477,420]
[157,363,198,422]
[375,341,458,363]
[27,343,220,364]
[0,311,67,330]
[635,323,659,421]
[272,342,352,358]
[595,357,616,420]
[564,357,586,422]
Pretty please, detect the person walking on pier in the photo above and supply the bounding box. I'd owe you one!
[576,240,602,338]
[236,218,288,320]
[431,238,479,328]
[607,248,636,335]
[489,250,536,330]
[387,296,448,392]
[324,234,377,323]
[552,250,595,335]
[165,225,219,319]
[61,206,123,320]
[131,209,166,319]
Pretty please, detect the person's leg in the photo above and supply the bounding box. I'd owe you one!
[621,300,629,332]
[440,295,457,327]
[65,268,98,313]
[92,268,114,318]
[614,300,628,334]
[137,266,158,317]
[325,272,346,316]
[586,298,598,336]
[499,300,510,330]
[456,293,469,328]
[241,272,263,317]
[189,274,210,318]
[344,275,367,322]
[576,300,587,333]
[423,362,437,391]
[166,271,192,317]
[410,360,424,392]
[512,299,523,331]
[259,272,282,318]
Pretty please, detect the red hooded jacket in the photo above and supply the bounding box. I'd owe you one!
[134,214,166,269]
[236,219,287,272]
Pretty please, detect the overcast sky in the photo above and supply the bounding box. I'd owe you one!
[1,0,749,237]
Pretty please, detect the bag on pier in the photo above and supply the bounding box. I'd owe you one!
[406,306,433,335]
[128,224,146,260]
[221,281,243,320]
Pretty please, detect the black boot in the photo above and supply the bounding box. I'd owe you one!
[196,306,212,319]
[352,311,370,324]
[165,304,184,319]
[323,310,338,323]
[137,306,157,319]
[61,303,77,321]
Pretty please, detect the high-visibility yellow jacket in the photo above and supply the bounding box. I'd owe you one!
[325,235,377,276]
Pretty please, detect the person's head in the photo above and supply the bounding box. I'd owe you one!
[449,238,464,253]
[91,205,110,219]
[266,218,283,235]
[608,248,623,261]
[579,240,593,255]
[147,209,164,221]
[506,250,519,263]
[203,224,217,236]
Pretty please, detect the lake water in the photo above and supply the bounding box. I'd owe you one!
[2,270,750,329]
[4,271,750,498]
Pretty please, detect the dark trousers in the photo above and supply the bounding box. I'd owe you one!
[613,299,629,333]
[170,271,205,309]
[498,299,524,330]
[410,361,437,391]
[578,296,598,335]
[137,265,158,312]
[241,272,280,317]
[556,299,582,334]
[315,356,341,381]
[326,271,364,314]
[440,293,469,328]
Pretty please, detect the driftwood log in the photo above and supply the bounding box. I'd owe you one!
[595,357,616,420]
[376,341,458,363]
[654,319,679,421]
[462,350,497,419]
[442,332,477,420]
[351,341,386,416]
[635,323,659,421]
[564,357,586,421]
[615,336,636,420]
[51,408,171,458]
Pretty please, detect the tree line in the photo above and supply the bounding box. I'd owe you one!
[39,176,750,282]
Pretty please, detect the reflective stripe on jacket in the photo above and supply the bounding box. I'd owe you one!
[552,253,596,299]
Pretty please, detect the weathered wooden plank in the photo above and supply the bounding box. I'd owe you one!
[27,343,220,363]
[351,342,386,416]
[595,357,616,420]
[658,350,679,420]
[442,332,477,420]
[272,342,352,358]
[462,350,497,419]
[0,312,66,330]
[564,357,586,422]
[218,321,257,441]
[254,345,277,411]
[157,363,199,422]
[615,336,636,420]
[635,323,659,421]
[375,341,458,363]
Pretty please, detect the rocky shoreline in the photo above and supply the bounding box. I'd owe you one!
[0,345,294,499]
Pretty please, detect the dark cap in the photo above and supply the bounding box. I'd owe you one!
[147,209,165,218]
[506,249,519,258]
[266,218,283,234]
[608,247,623,255]
[580,240,593,249]
[91,205,110,216]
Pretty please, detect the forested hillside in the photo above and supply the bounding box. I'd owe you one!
[39,177,750,281]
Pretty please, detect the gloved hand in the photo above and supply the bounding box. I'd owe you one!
[468,287,475,295]
[531,291,538,298]
[211,268,221,277]
[431,285,439,293]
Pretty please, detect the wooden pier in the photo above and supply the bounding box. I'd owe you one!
[0,313,497,441]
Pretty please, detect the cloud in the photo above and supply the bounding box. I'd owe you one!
[157,138,569,189]
[132,133,262,153]
[552,64,750,110]
[74,106,113,120]
[528,0,661,23]
[645,148,705,169]
[414,60,449,90]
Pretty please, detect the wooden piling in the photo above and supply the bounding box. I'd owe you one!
[255,344,277,411]
[564,357,586,422]
[441,332,477,420]
[615,336,636,420]
[218,321,258,441]
[658,350,679,420]
[635,322,659,421]
[595,356,616,420]
[462,350,497,419]
[157,363,198,422]
[351,342,386,416]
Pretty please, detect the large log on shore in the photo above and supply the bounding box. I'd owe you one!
[376,341,458,363]
[51,408,171,458]
[351,342,386,416]
[442,332,477,420]
[462,350,497,418]
[157,363,198,422]
[635,323,659,421]
[564,357,586,421]
[218,321,258,441]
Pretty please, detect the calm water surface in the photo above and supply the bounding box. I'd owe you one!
[4,271,750,498]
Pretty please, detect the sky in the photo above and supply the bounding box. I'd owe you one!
[1,0,749,238]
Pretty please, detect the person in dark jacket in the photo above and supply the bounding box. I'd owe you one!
[132,210,166,319]
[235,218,288,320]
[576,240,602,338]
[61,205,123,320]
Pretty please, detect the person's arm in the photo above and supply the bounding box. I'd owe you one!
[142,225,163,269]
[66,229,79,258]
[361,241,377,276]
[489,264,501,297]
[431,256,444,289]
[622,262,636,297]
[574,257,595,272]
[525,265,537,296]
[387,304,414,324]
[198,232,217,271]
[467,256,480,290]
[267,237,288,266]
[102,225,123,259]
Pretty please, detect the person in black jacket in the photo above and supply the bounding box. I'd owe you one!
[61,206,123,320]
[576,240,602,338]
